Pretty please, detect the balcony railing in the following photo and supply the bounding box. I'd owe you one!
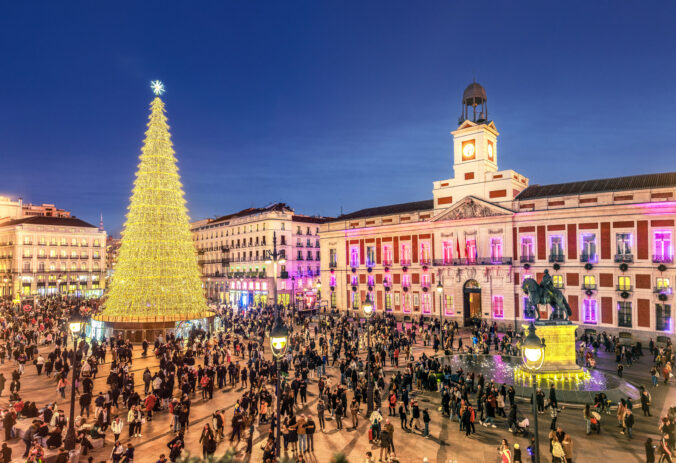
[297,256,304,261]
[582,283,597,290]
[654,287,673,295]
[296,243,303,247]
[400,260,412,267]
[520,255,535,263]
[382,260,393,267]
[329,261,337,268]
[580,253,597,263]
[280,271,289,279]
[616,285,633,292]
[614,254,634,263]
[653,255,674,264]
[548,254,565,263]
[433,257,513,266]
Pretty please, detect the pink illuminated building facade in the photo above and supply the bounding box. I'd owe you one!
[320,83,675,339]
[191,203,328,309]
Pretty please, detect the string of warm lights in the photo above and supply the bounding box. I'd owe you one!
[100,94,209,322]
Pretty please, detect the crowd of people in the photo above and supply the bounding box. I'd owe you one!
[0,295,671,463]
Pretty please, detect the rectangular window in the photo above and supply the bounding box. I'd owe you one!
[583,299,598,324]
[552,275,564,289]
[656,277,672,294]
[351,292,359,309]
[350,247,359,268]
[366,246,376,267]
[549,235,564,262]
[351,276,358,286]
[367,275,374,287]
[420,242,431,265]
[400,244,411,266]
[385,293,392,312]
[402,274,411,288]
[442,241,453,264]
[492,295,504,318]
[403,293,411,313]
[521,236,534,262]
[330,292,337,309]
[465,239,477,264]
[583,275,596,289]
[618,301,632,327]
[329,249,337,267]
[581,233,597,262]
[421,293,431,314]
[382,245,393,266]
[383,275,392,287]
[421,274,430,288]
[444,295,453,316]
[656,304,671,331]
[618,276,631,291]
[490,238,502,263]
[616,233,632,256]
[654,231,673,263]
[329,275,336,287]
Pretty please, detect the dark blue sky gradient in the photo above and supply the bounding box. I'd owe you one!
[1,2,675,235]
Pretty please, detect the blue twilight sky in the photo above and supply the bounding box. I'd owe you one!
[1,2,675,236]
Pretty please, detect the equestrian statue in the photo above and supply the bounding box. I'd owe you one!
[521,269,572,321]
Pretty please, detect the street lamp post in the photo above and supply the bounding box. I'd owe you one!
[270,318,289,458]
[522,322,546,463]
[64,313,84,451]
[265,232,286,319]
[362,294,374,414]
[436,280,444,353]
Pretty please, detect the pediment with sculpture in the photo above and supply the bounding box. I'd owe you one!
[432,196,512,222]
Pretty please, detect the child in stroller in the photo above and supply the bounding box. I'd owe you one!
[511,417,531,439]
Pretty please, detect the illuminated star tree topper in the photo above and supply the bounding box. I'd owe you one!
[150,80,165,96]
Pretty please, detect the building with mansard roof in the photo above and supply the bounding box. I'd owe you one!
[320,82,675,340]
[191,203,330,309]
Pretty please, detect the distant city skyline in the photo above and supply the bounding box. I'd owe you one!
[1,2,675,235]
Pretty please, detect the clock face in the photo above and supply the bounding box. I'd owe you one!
[462,141,475,160]
[487,143,494,161]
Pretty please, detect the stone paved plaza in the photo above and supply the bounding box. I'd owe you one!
[1,324,673,463]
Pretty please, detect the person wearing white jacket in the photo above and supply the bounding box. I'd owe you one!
[111,416,124,443]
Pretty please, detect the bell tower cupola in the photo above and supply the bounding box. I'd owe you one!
[459,81,488,124]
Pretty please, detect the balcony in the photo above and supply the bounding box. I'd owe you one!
[400,260,412,267]
[520,255,535,264]
[654,287,673,295]
[329,261,337,268]
[580,253,597,263]
[616,285,633,292]
[307,255,314,261]
[432,257,513,266]
[614,254,634,263]
[297,256,304,261]
[296,243,304,248]
[220,245,229,252]
[653,255,674,264]
[582,282,597,290]
[549,254,565,263]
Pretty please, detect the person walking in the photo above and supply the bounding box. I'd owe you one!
[111,416,123,443]
[199,423,216,458]
[296,414,307,454]
[305,415,316,452]
[422,408,431,438]
[317,398,326,432]
[640,389,652,416]
[398,403,409,431]
[622,409,634,438]
[350,398,359,429]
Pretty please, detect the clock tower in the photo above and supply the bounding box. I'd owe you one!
[432,82,529,210]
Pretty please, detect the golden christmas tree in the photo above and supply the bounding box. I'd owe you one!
[99,81,209,322]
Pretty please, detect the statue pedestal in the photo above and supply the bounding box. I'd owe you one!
[515,321,589,385]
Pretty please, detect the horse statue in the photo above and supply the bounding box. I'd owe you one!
[521,270,572,321]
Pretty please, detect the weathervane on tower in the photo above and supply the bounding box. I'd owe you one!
[150,80,165,96]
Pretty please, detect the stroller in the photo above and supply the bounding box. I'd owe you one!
[590,411,601,433]
[512,417,532,439]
